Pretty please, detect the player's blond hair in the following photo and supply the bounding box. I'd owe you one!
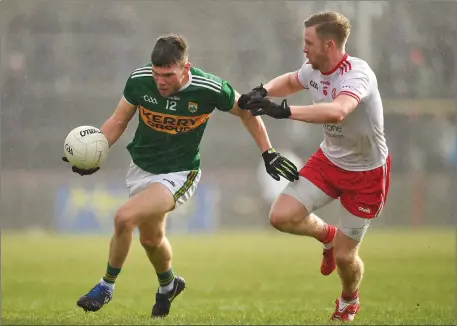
[304,12,351,49]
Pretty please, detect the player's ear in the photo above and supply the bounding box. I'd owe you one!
[184,62,191,73]
[326,39,336,50]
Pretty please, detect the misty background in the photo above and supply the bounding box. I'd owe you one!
[1,0,456,234]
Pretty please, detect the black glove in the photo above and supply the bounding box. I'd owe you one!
[237,83,268,109]
[245,97,291,119]
[262,148,299,182]
[62,156,100,176]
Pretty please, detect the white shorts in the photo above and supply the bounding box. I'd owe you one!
[125,161,201,210]
[282,177,371,242]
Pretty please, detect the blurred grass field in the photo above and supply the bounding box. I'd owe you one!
[2,229,455,325]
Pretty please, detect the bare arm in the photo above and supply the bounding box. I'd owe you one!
[289,94,359,123]
[100,96,137,146]
[229,92,272,152]
[264,71,306,97]
[227,90,299,182]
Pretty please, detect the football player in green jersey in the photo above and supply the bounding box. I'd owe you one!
[63,34,298,317]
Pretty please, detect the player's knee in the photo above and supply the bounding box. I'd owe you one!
[139,231,164,250]
[269,207,300,231]
[269,208,287,230]
[269,197,310,231]
[114,206,137,231]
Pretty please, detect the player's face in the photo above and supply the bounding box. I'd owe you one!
[303,26,329,71]
[152,63,190,97]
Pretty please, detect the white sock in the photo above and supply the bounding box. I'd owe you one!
[99,278,115,290]
[341,296,358,305]
[159,278,175,294]
[323,242,333,249]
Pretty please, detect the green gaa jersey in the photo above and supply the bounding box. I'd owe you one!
[123,64,235,174]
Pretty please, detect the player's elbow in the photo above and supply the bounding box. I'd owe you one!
[329,100,357,123]
[238,109,254,122]
[332,102,354,122]
[328,109,345,123]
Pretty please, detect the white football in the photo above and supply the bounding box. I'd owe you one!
[64,126,109,169]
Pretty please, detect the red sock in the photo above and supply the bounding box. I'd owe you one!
[318,224,336,244]
[342,289,359,302]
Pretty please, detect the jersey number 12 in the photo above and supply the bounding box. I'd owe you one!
[166,100,177,111]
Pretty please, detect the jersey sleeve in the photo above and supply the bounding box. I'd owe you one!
[296,62,311,89]
[338,67,371,103]
[215,80,236,112]
[122,76,139,106]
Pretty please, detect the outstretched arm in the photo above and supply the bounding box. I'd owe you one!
[244,94,359,123]
[100,96,137,147]
[243,68,369,124]
[263,71,306,97]
[289,94,359,123]
[229,92,299,182]
[229,92,272,152]
[237,70,306,111]
[62,95,137,176]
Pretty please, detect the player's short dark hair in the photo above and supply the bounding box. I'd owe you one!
[151,34,188,67]
[304,12,351,48]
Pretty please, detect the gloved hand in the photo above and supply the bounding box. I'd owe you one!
[262,148,299,182]
[62,156,100,176]
[237,83,268,109]
[245,97,291,119]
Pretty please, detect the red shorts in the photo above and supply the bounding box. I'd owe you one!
[299,149,391,219]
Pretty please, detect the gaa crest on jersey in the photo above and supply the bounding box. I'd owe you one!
[188,101,198,113]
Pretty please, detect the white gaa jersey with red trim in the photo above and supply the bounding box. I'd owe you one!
[296,54,388,171]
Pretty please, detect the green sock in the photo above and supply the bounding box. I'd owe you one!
[103,263,121,284]
[157,268,175,287]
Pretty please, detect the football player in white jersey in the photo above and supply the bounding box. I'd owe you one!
[238,11,391,322]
